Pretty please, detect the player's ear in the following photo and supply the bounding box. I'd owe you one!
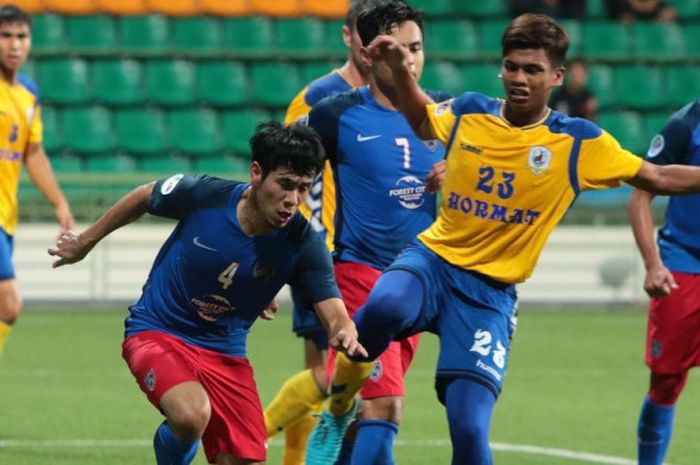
[552,66,565,88]
[250,161,263,186]
[359,46,372,68]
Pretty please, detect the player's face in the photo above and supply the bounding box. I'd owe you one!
[369,20,424,87]
[344,25,368,76]
[0,22,30,74]
[500,48,564,116]
[253,164,314,229]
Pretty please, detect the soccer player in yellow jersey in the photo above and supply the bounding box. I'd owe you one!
[263,2,375,465]
[308,13,700,465]
[0,5,74,361]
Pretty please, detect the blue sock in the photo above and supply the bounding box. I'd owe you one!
[638,396,675,465]
[334,438,355,465]
[445,378,495,465]
[351,419,398,465]
[153,421,199,465]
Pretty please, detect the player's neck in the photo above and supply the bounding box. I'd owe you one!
[237,186,273,236]
[503,103,549,127]
[338,61,367,88]
[0,66,17,84]
[369,78,399,111]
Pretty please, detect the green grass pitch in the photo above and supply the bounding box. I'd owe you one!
[0,306,698,465]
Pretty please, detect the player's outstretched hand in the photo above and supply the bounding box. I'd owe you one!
[329,322,368,359]
[425,160,446,193]
[367,34,410,72]
[260,298,279,321]
[48,231,93,268]
[643,263,678,298]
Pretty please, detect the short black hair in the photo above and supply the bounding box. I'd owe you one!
[345,0,383,30]
[0,4,31,29]
[502,14,568,68]
[355,0,424,47]
[250,121,325,179]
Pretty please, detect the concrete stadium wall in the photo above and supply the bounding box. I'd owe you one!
[19,223,648,305]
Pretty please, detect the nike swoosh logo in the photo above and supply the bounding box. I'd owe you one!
[193,236,218,252]
[357,134,381,142]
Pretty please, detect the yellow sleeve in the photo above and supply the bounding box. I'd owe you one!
[425,99,457,144]
[284,88,311,125]
[29,104,42,144]
[577,130,644,191]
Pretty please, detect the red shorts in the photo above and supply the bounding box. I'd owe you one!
[122,331,266,463]
[646,272,700,373]
[327,261,420,399]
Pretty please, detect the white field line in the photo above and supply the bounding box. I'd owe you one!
[0,438,659,465]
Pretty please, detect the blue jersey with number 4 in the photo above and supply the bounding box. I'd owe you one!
[124,174,340,357]
[307,86,449,269]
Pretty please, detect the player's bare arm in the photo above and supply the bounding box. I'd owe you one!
[313,297,367,358]
[48,182,155,268]
[630,160,700,195]
[366,34,434,140]
[627,187,678,297]
[24,142,75,232]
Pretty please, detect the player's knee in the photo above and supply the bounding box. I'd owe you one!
[363,285,412,328]
[361,396,404,424]
[165,397,211,441]
[447,409,489,444]
[649,371,688,405]
[0,290,22,324]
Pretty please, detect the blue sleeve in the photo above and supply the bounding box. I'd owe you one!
[289,229,341,304]
[148,174,239,220]
[646,112,693,166]
[426,89,452,103]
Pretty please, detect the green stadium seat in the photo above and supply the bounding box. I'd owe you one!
[197,61,248,107]
[250,62,301,107]
[682,24,700,58]
[583,22,631,59]
[587,65,616,108]
[323,19,347,56]
[427,21,478,58]
[167,108,223,154]
[421,62,462,97]
[145,59,196,106]
[222,109,270,154]
[93,59,144,106]
[31,14,65,53]
[37,58,91,105]
[559,20,583,56]
[274,18,326,56]
[644,112,670,142]
[115,108,168,154]
[119,15,169,53]
[140,154,191,174]
[632,23,686,59]
[299,62,335,86]
[49,154,82,173]
[666,0,700,19]
[66,15,117,52]
[614,65,665,110]
[479,20,509,57]
[221,17,274,56]
[85,154,137,173]
[598,111,646,155]
[171,17,222,53]
[665,66,700,108]
[63,106,115,153]
[195,155,249,175]
[41,105,61,154]
[587,0,606,18]
[454,0,506,17]
[461,63,503,99]
[411,0,452,16]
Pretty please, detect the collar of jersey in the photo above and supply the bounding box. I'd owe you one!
[497,99,553,130]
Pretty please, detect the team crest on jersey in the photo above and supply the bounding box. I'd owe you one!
[27,106,34,122]
[252,261,275,282]
[161,174,184,195]
[369,360,382,382]
[528,146,552,175]
[434,99,451,116]
[389,176,426,210]
[191,294,234,322]
[421,139,440,152]
[145,368,156,391]
[647,134,665,158]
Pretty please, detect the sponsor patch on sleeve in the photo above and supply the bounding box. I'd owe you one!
[647,134,664,159]
[161,173,184,195]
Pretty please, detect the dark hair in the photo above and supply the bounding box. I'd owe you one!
[0,4,31,29]
[250,121,325,179]
[345,0,383,30]
[502,14,568,68]
[355,0,424,47]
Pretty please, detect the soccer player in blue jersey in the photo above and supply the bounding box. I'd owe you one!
[48,121,366,465]
[303,2,450,465]
[0,4,75,361]
[628,100,700,465]
[263,4,379,464]
[309,14,700,465]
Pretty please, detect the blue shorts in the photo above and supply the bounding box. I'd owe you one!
[0,228,15,280]
[388,241,518,397]
[291,287,328,352]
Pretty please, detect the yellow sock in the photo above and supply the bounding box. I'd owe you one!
[329,353,375,416]
[0,320,11,359]
[264,369,326,437]
[282,402,322,465]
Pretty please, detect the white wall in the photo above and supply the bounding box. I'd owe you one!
[19,223,648,304]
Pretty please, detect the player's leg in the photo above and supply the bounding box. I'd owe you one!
[637,272,700,465]
[0,231,20,359]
